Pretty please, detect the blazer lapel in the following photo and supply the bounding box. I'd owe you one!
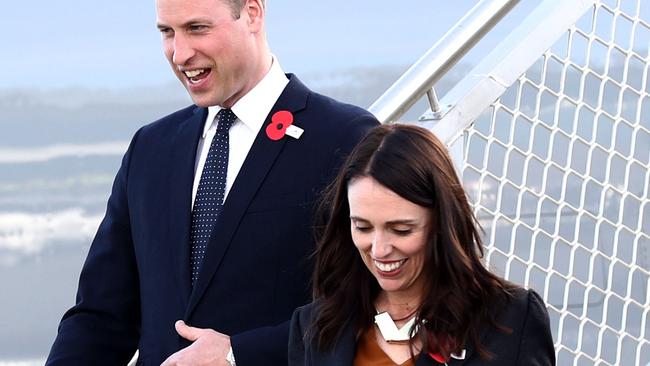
[441,326,483,365]
[416,344,474,366]
[426,345,473,366]
[168,106,207,305]
[185,76,310,317]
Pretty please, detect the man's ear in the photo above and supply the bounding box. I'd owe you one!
[244,0,264,33]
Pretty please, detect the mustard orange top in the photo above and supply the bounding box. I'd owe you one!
[353,327,416,366]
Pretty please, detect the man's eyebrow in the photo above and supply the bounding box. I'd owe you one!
[157,18,214,30]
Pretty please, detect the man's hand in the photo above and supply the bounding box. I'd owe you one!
[160,320,231,366]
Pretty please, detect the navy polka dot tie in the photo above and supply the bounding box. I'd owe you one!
[190,109,236,286]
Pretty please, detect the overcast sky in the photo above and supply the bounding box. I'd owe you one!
[0,0,533,90]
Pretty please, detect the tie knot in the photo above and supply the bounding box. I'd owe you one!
[216,109,237,131]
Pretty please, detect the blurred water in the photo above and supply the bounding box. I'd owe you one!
[0,360,46,366]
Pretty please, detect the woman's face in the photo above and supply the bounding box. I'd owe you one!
[348,176,430,300]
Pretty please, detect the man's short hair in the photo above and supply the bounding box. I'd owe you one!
[224,0,266,19]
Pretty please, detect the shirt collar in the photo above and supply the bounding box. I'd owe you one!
[203,56,289,138]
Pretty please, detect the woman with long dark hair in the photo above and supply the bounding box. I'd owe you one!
[289,124,555,365]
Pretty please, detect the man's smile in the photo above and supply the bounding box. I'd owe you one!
[182,68,211,84]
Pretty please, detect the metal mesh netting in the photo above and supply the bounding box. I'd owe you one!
[461,1,650,364]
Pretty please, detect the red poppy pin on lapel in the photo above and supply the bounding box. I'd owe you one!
[428,348,466,364]
[266,110,303,141]
[427,336,465,364]
[429,352,449,364]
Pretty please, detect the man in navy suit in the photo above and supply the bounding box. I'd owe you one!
[45,0,378,365]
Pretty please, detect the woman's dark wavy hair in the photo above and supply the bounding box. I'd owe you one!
[311,124,515,360]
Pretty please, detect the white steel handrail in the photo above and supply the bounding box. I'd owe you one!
[430,0,595,144]
[368,0,519,124]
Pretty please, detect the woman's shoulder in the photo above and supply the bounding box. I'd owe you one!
[289,301,320,363]
[481,286,555,364]
[500,286,549,321]
[462,286,555,364]
[293,300,322,321]
[290,300,323,336]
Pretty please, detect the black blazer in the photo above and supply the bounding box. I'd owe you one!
[289,288,556,365]
[46,75,379,366]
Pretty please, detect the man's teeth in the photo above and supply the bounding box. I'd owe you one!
[374,259,406,272]
[184,69,205,78]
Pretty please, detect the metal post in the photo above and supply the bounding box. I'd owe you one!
[369,0,519,124]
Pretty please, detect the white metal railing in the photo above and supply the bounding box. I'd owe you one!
[370,0,650,364]
[368,0,519,124]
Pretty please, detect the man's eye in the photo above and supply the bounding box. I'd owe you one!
[190,25,208,32]
[159,28,173,36]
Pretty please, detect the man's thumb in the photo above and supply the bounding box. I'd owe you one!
[175,320,201,342]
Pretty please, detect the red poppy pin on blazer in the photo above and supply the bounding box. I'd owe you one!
[266,110,303,140]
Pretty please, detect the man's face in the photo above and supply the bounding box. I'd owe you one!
[156,0,257,108]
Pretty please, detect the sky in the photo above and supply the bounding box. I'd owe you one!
[0,0,519,90]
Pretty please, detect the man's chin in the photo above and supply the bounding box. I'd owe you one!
[192,100,214,108]
[177,80,217,107]
[187,93,219,108]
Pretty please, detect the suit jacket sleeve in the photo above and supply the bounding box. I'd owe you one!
[230,113,378,366]
[45,129,143,365]
[515,289,556,365]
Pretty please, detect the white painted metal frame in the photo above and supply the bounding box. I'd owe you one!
[370,0,650,364]
[429,0,595,143]
[369,0,519,124]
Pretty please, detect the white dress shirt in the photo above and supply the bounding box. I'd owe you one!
[191,58,290,208]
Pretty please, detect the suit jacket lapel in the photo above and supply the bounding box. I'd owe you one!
[168,106,207,305]
[415,343,474,366]
[444,327,482,365]
[185,76,310,317]
[413,325,481,366]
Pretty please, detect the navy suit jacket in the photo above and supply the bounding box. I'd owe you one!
[46,75,379,366]
[289,288,556,366]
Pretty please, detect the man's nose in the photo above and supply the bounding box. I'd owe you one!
[172,35,195,66]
